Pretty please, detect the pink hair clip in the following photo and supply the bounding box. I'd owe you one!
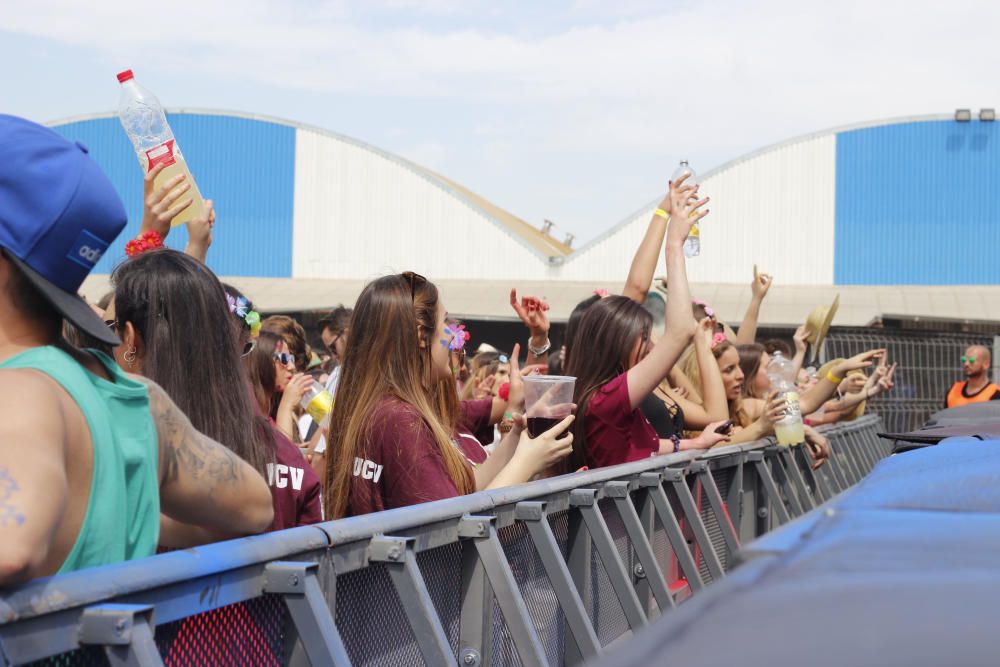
[693,299,716,318]
[593,288,610,298]
[711,332,727,349]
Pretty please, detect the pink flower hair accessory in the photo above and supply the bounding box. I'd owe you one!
[593,288,610,298]
[711,332,728,349]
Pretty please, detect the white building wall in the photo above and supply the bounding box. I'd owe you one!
[558,134,838,285]
[291,128,551,281]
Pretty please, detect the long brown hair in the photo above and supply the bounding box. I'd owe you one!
[738,343,767,400]
[245,330,283,418]
[564,295,652,472]
[324,273,475,519]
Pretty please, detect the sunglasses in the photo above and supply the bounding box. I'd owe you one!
[105,319,118,331]
[401,271,427,302]
[962,356,977,364]
[273,352,295,366]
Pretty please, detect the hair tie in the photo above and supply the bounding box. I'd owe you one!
[593,288,610,298]
[711,332,727,349]
[694,299,716,318]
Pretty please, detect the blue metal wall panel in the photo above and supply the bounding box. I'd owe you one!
[835,120,1000,284]
[53,114,295,278]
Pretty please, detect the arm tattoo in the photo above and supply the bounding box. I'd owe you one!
[0,467,26,527]
[141,379,244,490]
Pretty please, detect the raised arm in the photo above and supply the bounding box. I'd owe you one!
[734,265,772,345]
[622,195,672,301]
[184,199,215,264]
[141,378,273,535]
[626,175,706,409]
[799,349,885,416]
[791,325,809,377]
[669,319,729,427]
[0,371,69,585]
[510,291,551,367]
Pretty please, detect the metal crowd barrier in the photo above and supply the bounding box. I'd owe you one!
[0,415,889,667]
[823,327,995,433]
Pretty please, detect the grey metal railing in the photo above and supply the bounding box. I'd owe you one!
[0,416,889,667]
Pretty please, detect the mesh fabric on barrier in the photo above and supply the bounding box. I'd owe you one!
[157,595,288,666]
[499,521,566,667]
[590,499,631,646]
[416,542,462,660]
[24,648,108,667]
[336,562,426,666]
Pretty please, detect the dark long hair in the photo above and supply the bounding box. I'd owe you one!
[564,295,652,471]
[112,249,272,475]
[246,330,283,418]
[738,343,767,399]
[324,273,475,519]
[562,294,602,369]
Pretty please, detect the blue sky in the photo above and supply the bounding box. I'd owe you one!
[3,0,997,243]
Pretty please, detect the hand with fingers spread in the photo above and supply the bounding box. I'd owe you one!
[751,264,773,301]
[510,290,551,357]
[185,199,215,263]
[476,374,499,400]
[803,425,830,470]
[833,349,886,378]
[665,172,709,246]
[141,163,194,238]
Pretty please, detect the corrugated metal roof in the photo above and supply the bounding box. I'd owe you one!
[80,274,1000,326]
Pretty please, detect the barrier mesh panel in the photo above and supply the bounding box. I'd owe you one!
[499,521,566,667]
[155,595,287,666]
[24,648,108,667]
[336,562,426,666]
[416,542,462,660]
[590,500,630,646]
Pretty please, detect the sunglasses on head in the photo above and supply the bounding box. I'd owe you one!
[498,354,509,364]
[962,356,977,364]
[273,352,295,366]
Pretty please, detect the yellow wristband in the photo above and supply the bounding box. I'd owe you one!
[654,208,669,220]
[826,370,843,385]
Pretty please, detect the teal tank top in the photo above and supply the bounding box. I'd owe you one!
[0,346,160,573]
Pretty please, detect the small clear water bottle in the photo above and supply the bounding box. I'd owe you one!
[671,160,700,258]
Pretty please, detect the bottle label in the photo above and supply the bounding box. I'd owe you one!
[784,391,802,419]
[306,391,334,424]
[145,140,177,172]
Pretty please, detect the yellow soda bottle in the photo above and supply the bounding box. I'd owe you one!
[116,69,206,227]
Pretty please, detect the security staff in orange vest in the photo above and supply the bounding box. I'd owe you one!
[945,345,1000,408]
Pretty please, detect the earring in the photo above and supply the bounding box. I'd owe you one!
[123,346,137,368]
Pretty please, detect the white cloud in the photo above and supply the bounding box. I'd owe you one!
[2,0,997,240]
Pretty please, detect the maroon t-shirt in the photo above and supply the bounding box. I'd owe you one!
[458,398,493,463]
[347,395,484,516]
[267,422,323,530]
[584,373,659,468]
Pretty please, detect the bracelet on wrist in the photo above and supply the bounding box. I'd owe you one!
[654,208,670,221]
[528,338,552,356]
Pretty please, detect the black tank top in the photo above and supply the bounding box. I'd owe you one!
[640,390,685,439]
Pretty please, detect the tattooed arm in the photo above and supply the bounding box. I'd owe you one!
[139,377,274,535]
[0,370,68,585]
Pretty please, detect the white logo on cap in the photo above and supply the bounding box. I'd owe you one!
[78,245,103,263]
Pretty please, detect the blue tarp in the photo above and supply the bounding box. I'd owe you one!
[595,438,1000,667]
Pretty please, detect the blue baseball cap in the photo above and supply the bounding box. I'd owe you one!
[0,114,127,346]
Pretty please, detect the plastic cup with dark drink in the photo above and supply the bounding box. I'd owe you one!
[523,375,576,437]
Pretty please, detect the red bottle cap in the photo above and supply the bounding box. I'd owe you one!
[116,69,134,83]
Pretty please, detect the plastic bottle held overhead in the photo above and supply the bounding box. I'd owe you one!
[116,69,206,227]
[301,381,334,427]
[670,160,701,258]
[767,351,805,446]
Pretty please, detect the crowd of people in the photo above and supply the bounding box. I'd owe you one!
[0,114,897,586]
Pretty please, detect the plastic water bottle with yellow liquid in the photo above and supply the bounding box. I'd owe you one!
[116,69,206,227]
[767,351,805,446]
[671,160,700,258]
[301,381,334,428]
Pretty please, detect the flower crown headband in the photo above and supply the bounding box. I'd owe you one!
[226,293,261,338]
